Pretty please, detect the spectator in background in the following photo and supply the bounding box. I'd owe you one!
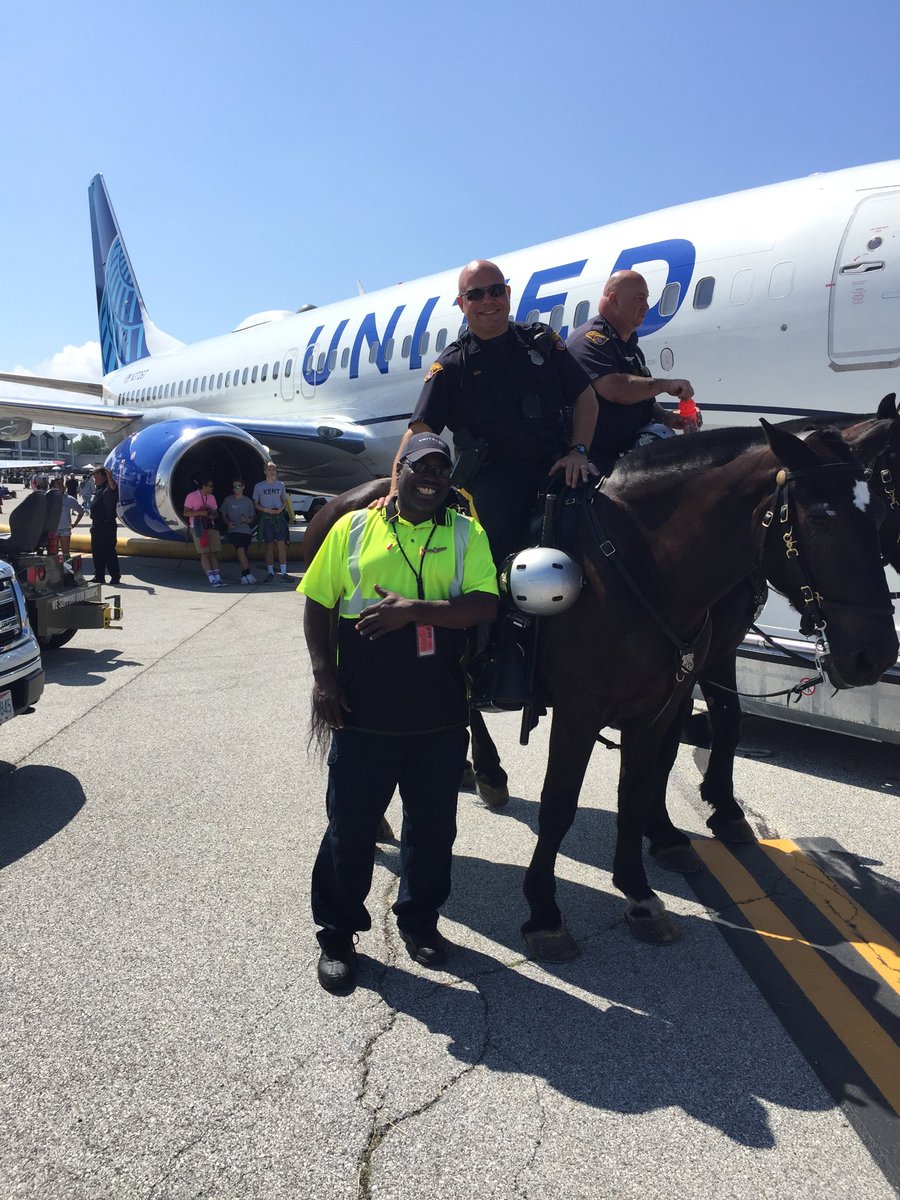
[219,478,258,585]
[89,467,121,585]
[252,461,292,583]
[80,472,96,512]
[48,476,84,557]
[65,474,79,499]
[183,478,225,587]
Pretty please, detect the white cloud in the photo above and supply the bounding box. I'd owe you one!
[0,340,105,435]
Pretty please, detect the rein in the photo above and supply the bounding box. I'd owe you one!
[578,490,711,725]
[753,460,894,653]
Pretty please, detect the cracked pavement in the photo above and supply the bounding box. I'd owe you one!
[1,557,898,1199]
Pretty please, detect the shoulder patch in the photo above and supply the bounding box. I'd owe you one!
[550,329,566,351]
[424,361,443,382]
[585,330,608,346]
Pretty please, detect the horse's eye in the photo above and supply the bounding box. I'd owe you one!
[806,502,834,524]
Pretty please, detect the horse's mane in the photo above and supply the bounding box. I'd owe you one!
[608,422,858,495]
[609,426,764,490]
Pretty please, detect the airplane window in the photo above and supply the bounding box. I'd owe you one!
[285,358,293,378]
[368,341,380,364]
[418,332,430,356]
[217,372,224,389]
[730,269,753,306]
[151,386,157,400]
[384,339,394,362]
[525,309,541,324]
[768,262,794,300]
[436,329,448,353]
[178,382,185,397]
[401,336,412,359]
[693,277,715,310]
[242,368,249,385]
[303,349,314,374]
[549,304,564,332]
[273,361,280,380]
[201,376,207,392]
[260,364,267,382]
[193,378,199,393]
[658,282,681,317]
[225,372,231,388]
[251,365,258,384]
[317,352,326,372]
[340,348,350,369]
[328,349,337,371]
[574,301,590,328]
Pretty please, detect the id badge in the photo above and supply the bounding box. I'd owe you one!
[416,624,436,657]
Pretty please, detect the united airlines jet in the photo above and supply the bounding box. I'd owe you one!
[0,162,899,542]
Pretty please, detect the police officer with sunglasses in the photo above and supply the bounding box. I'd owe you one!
[383,259,598,572]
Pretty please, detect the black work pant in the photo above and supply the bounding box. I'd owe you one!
[90,522,120,582]
[311,724,468,945]
[469,459,549,569]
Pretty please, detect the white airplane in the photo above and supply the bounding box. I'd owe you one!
[0,163,899,541]
[2,164,900,742]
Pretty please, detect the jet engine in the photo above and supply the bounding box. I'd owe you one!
[106,419,271,540]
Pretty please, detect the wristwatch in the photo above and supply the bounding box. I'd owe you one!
[570,444,588,455]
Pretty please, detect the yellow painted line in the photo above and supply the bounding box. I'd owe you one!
[694,839,900,1117]
[761,839,900,1000]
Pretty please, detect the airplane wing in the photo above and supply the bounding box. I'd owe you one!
[0,394,138,436]
[0,459,66,470]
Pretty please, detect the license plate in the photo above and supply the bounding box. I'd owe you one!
[0,690,14,725]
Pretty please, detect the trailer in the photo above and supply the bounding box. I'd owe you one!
[0,491,122,649]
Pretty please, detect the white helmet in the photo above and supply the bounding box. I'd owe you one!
[499,546,583,616]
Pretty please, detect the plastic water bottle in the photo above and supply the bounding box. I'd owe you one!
[678,395,699,433]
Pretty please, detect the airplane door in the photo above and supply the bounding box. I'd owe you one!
[299,344,317,399]
[829,191,900,368]
[281,348,298,401]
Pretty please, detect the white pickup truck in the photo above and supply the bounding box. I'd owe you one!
[0,559,44,726]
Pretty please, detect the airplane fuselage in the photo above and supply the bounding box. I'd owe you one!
[97,160,900,491]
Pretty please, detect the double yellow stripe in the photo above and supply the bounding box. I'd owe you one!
[694,838,900,1116]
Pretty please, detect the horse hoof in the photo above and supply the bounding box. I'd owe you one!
[376,816,395,842]
[460,762,476,790]
[709,817,756,844]
[523,924,580,962]
[476,777,509,807]
[651,843,704,874]
[625,901,681,945]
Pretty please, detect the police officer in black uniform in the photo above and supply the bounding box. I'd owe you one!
[566,270,698,476]
[384,259,598,570]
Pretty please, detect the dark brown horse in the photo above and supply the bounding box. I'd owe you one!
[303,420,898,960]
[651,395,900,858]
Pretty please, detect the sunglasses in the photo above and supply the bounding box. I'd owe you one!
[406,460,451,478]
[233,483,244,489]
[459,282,508,302]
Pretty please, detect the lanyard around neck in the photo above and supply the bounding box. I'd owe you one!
[390,516,437,601]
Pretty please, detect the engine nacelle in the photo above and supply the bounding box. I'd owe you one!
[106,419,271,540]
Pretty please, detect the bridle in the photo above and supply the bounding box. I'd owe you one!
[753,460,894,677]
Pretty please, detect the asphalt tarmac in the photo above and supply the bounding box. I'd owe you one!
[1,551,899,1199]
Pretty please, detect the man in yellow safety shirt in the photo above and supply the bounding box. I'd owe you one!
[298,432,499,992]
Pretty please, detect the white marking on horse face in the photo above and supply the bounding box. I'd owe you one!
[853,480,871,512]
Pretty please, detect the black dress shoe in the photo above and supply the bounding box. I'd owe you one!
[399,928,449,967]
[316,940,357,992]
[89,577,104,584]
[109,578,121,585]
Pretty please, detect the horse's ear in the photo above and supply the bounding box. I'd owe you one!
[877,393,898,420]
[761,418,821,472]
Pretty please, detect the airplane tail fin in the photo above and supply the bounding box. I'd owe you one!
[89,174,183,374]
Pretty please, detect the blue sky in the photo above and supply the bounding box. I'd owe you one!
[1,0,899,384]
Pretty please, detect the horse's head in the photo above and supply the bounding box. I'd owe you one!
[759,418,898,689]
